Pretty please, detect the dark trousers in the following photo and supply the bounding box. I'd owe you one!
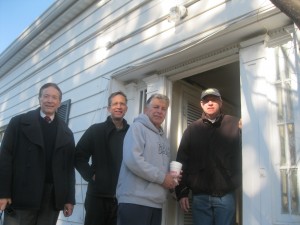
[117,203,162,225]
[3,184,60,225]
[84,194,118,225]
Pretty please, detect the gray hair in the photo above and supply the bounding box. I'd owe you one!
[146,93,169,107]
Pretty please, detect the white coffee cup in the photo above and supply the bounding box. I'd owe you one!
[170,161,182,184]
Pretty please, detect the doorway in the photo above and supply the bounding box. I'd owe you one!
[182,61,241,117]
[170,61,242,225]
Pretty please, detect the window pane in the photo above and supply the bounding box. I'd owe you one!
[285,82,293,121]
[287,124,296,165]
[280,169,289,214]
[139,89,147,113]
[275,47,281,81]
[278,125,286,166]
[276,84,284,122]
[291,169,299,215]
[280,46,290,80]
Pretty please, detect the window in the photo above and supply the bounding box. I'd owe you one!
[139,89,147,113]
[276,46,299,215]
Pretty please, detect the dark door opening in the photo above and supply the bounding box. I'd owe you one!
[183,61,241,117]
[176,61,242,225]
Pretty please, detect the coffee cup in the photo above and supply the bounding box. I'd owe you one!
[170,161,182,184]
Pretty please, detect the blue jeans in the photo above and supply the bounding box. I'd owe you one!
[192,192,236,225]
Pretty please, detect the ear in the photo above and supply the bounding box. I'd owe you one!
[219,100,223,108]
[124,105,128,113]
[200,101,204,109]
[143,106,149,114]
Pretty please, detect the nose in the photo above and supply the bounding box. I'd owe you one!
[156,107,166,114]
[49,96,57,102]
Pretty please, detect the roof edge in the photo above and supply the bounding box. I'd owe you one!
[0,0,98,76]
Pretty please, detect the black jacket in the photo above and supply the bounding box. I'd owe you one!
[75,116,129,197]
[0,108,76,210]
[175,113,241,199]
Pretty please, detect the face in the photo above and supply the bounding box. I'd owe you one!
[200,95,222,119]
[39,86,61,116]
[145,98,168,128]
[108,94,128,120]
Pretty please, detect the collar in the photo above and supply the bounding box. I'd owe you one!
[207,118,216,123]
[40,111,55,121]
[202,113,223,126]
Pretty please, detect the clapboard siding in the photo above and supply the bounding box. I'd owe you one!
[0,0,272,115]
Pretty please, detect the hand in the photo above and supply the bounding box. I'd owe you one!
[239,119,242,129]
[0,198,12,211]
[177,170,183,183]
[162,173,178,190]
[179,197,189,212]
[63,203,74,217]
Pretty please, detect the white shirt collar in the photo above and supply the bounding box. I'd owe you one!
[207,118,216,123]
[40,111,54,121]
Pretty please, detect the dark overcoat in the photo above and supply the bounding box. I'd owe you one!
[0,108,75,210]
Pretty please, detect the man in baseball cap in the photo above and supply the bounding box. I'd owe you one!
[200,88,221,100]
[176,87,241,225]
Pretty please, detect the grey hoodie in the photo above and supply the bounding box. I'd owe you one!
[116,114,170,208]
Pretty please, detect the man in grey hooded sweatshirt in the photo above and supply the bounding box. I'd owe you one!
[116,93,177,225]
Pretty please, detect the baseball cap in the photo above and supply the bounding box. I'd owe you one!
[201,88,221,99]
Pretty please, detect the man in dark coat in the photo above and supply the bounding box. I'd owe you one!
[176,88,242,225]
[0,83,76,225]
[75,91,129,225]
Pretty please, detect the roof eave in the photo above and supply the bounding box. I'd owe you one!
[0,0,97,77]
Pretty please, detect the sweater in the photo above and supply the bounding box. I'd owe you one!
[116,114,170,208]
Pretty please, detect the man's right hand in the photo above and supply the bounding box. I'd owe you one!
[0,198,12,211]
[162,173,177,190]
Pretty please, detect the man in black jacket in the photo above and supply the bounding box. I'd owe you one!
[75,91,129,225]
[0,83,75,225]
[176,88,242,225]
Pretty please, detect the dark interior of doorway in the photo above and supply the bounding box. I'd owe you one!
[183,61,241,117]
[180,61,242,225]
